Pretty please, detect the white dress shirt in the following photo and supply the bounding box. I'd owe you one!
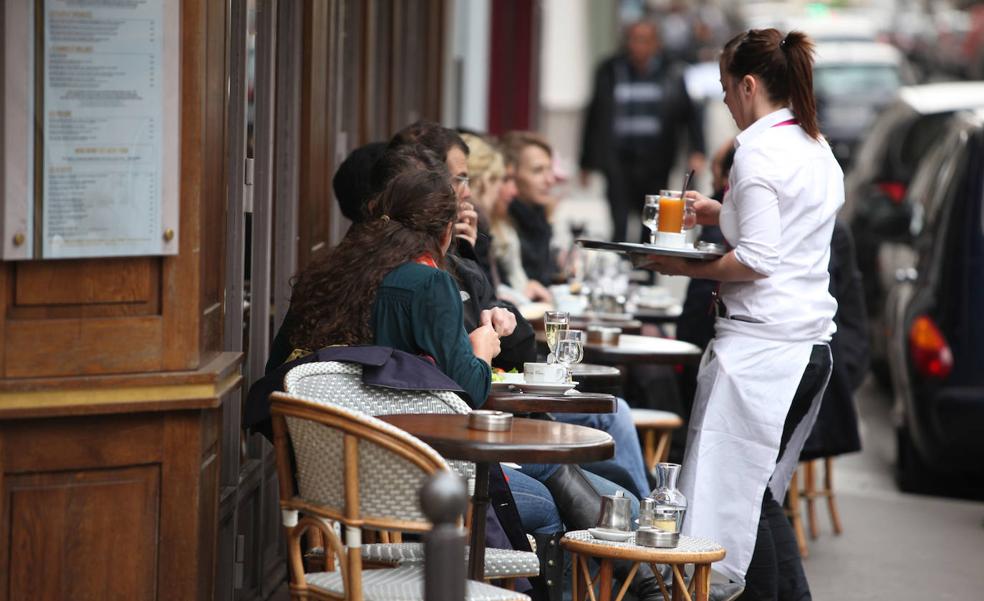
[718,107,844,342]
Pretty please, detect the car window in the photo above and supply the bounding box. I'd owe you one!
[909,127,968,239]
[896,113,952,180]
[814,65,901,99]
[851,104,910,181]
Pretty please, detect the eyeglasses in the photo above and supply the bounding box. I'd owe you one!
[452,175,470,189]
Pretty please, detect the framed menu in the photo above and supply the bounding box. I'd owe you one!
[36,0,180,259]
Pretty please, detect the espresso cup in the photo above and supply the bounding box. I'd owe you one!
[596,490,633,531]
[524,362,567,384]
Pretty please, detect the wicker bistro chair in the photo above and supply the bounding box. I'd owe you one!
[283,361,540,582]
[270,392,529,601]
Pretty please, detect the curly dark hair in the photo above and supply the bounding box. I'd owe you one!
[289,166,458,351]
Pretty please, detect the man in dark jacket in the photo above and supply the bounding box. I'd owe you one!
[580,19,705,243]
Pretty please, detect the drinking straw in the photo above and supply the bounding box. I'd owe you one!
[681,169,695,199]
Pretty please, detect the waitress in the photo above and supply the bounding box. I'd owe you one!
[639,29,841,600]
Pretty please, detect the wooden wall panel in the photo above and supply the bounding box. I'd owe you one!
[297,0,334,270]
[1,413,163,473]
[365,0,394,143]
[197,0,231,358]
[5,466,160,601]
[14,259,153,306]
[5,316,163,378]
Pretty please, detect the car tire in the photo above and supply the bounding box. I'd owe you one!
[895,425,937,494]
[872,357,894,392]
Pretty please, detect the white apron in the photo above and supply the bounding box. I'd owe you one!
[679,318,831,584]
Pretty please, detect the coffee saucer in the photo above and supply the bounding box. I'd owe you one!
[588,527,634,542]
[512,381,578,395]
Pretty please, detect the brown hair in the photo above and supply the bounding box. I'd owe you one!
[499,131,553,168]
[720,29,820,140]
[289,167,458,351]
[389,120,470,158]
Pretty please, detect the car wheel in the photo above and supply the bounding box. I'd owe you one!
[871,358,893,391]
[895,426,936,493]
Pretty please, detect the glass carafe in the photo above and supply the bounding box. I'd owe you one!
[649,463,687,533]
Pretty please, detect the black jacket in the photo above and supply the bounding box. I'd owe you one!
[508,200,556,286]
[801,222,869,459]
[450,241,537,371]
[580,54,704,174]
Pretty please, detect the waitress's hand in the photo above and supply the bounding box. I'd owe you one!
[631,254,696,277]
[685,190,722,226]
[469,324,501,364]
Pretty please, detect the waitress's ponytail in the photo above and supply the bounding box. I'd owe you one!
[779,32,820,140]
[721,28,822,140]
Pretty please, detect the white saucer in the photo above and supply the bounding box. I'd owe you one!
[588,527,634,542]
[511,381,578,395]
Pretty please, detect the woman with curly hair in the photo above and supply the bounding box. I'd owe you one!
[289,159,501,404]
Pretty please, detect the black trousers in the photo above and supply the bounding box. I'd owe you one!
[605,155,671,243]
[740,344,831,601]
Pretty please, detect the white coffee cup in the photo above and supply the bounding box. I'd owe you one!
[524,362,567,384]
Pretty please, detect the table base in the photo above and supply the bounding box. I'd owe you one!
[468,462,490,580]
[570,555,712,601]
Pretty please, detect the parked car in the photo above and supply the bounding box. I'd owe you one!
[813,41,912,166]
[884,109,984,492]
[842,82,984,385]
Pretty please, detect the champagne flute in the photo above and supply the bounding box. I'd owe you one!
[544,311,570,363]
[555,329,585,383]
[642,195,659,244]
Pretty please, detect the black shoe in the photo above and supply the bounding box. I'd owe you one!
[542,464,604,531]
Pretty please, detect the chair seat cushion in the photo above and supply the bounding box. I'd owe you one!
[305,565,529,600]
[362,543,540,578]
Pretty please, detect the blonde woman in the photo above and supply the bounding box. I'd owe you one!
[461,133,551,304]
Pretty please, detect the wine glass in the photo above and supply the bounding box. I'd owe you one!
[544,311,570,363]
[555,329,585,383]
[642,195,659,244]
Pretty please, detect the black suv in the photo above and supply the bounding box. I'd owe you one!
[884,109,984,491]
[843,82,984,385]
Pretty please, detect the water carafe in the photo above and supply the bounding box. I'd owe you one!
[649,462,687,533]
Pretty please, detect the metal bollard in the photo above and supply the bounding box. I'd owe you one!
[420,471,468,601]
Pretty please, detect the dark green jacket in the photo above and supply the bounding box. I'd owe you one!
[371,262,491,406]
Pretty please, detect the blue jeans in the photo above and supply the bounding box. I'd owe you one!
[518,399,650,499]
[555,398,651,499]
[503,466,640,534]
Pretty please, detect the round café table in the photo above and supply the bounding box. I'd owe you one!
[583,334,703,366]
[483,391,617,414]
[571,363,622,396]
[379,413,614,581]
[631,304,683,325]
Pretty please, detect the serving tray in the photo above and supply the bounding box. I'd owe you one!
[577,239,727,261]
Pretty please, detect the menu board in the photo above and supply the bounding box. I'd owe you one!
[41,0,177,258]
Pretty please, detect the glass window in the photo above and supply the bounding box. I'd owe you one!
[814,65,901,99]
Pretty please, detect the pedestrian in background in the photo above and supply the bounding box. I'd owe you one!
[579,18,706,243]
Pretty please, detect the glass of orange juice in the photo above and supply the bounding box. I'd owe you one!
[658,190,684,233]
